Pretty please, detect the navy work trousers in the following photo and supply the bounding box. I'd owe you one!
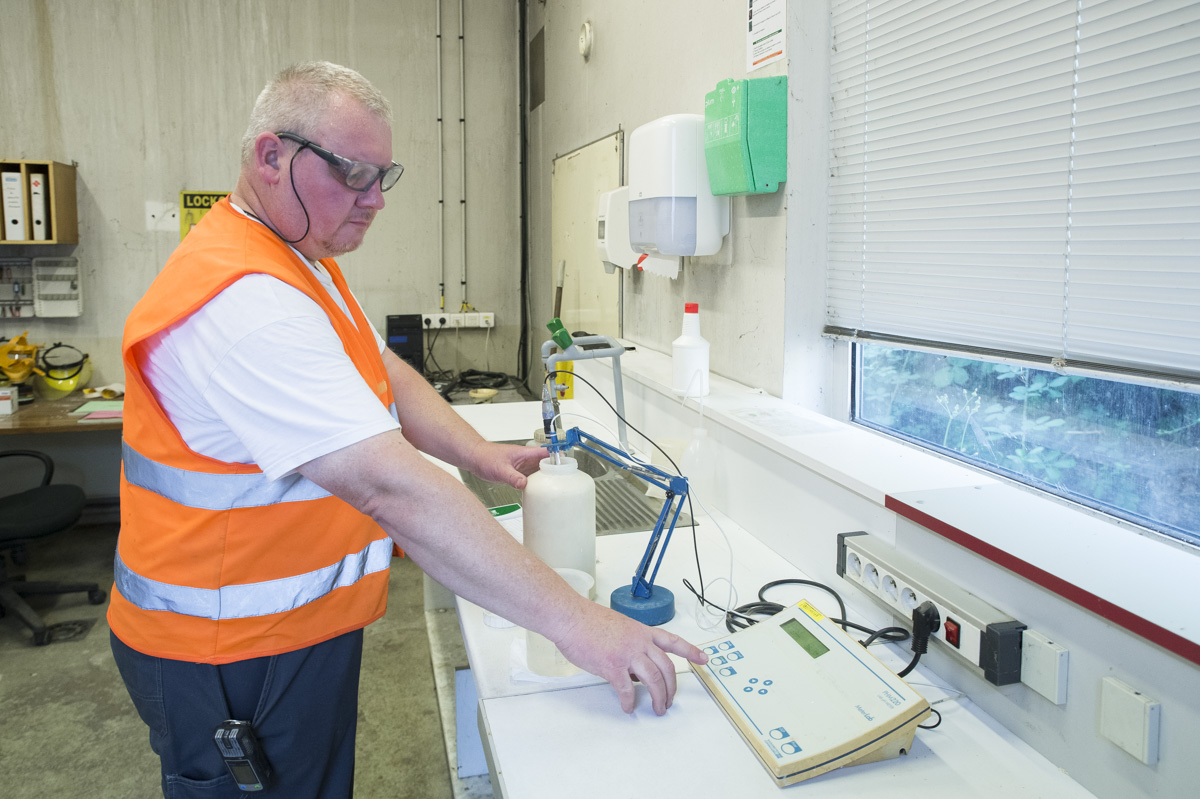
[111,629,364,798]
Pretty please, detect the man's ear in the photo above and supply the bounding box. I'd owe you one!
[253,132,285,186]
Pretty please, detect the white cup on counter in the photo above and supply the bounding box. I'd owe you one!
[525,567,595,678]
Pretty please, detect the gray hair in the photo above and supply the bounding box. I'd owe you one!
[240,61,393,165]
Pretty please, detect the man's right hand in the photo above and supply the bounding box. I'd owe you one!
[550,598,708,716]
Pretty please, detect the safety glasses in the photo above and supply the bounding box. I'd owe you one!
[276,131,404,192]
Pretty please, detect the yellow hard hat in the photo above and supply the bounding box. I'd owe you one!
[33,342,93,401]
[0,332,39,384]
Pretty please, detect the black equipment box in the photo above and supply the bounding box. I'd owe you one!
[386,314,424,373]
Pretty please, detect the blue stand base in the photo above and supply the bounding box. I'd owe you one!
[610,584,675,626]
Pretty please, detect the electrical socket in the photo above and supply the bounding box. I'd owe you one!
[423,311,494,329]
[836,532,1026,685]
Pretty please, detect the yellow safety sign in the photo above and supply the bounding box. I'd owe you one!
[180,191,229,241]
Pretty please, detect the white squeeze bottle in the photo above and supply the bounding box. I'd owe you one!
[673,302,710,397]
[521,456,597,596]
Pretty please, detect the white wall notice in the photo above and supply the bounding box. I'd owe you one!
[747,0,786,72]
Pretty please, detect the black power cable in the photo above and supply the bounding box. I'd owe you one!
[439,369,512,401]
[683,576,910,647]
[919,707,943,730]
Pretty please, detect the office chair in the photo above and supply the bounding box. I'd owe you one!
[0,450,106,645]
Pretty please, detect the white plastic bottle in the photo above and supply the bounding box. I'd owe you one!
[521,456,597,594]
[673,302,710,397]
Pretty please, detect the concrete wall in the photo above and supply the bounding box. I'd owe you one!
[0,0,521,387]
[522,0,788,397]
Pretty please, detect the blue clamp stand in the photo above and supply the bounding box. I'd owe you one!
[547,426,688,626]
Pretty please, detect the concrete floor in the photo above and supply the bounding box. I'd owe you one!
[0,522,473,799]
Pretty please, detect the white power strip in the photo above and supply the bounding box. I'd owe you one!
[836,532,1026,685]
[422,312,495,329]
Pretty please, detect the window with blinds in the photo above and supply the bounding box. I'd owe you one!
[828,0,1200,546]
[826,0,1200,385]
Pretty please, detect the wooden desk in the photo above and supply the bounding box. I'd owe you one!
[0,397,122,434]
[0,396,122,510]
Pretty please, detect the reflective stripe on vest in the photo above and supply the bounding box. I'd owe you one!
[114,536,393,620]
[122,401,397,510]
[122,442,332,509]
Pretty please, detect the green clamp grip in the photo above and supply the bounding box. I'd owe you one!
[547,318,573,350]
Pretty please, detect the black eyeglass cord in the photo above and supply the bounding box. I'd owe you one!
[275,147,312,244]
[243,148,314,246]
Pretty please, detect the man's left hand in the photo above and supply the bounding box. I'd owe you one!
[467,441,547,490]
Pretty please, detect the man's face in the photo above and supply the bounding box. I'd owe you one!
[276,96,392,261]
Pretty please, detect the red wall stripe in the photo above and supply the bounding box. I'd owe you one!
[886,495,1200,668]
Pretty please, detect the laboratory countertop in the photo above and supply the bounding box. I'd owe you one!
[446,401,1096,798]
[0,395,122,434]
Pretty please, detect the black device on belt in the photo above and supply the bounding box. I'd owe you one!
[213,720,273,791]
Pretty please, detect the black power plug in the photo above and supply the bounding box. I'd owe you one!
[898,601,941,678]
[910,601,941,654]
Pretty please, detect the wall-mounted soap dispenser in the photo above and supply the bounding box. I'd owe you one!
[627,114,731,259]
[596,185,681,277]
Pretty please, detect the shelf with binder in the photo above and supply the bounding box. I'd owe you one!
[0,160,78,245]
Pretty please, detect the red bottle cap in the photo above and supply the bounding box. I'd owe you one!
[685,302,699,314]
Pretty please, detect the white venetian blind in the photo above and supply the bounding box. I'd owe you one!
[827,0,1200,383]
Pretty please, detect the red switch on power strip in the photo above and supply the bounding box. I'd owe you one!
[944,618,962,648]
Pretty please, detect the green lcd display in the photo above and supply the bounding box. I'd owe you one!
[781,618,830,659]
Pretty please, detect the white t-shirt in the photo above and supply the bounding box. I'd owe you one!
[137,216,401,481]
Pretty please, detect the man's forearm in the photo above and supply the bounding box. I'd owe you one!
[382,348,490,470]
[298,427,582,639]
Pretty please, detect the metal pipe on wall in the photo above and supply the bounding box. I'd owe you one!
[517,0,531,385]
[458,0,468,308]
[436,0,446,311]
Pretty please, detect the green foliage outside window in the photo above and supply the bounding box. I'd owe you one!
[856,344,1200,545]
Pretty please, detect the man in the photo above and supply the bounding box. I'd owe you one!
[110,61,705,797]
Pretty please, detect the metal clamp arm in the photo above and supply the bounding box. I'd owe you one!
[549,427,687,625]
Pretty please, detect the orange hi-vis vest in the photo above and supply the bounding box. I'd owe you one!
[109,197,396,665]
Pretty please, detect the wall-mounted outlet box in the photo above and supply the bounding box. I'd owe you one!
[423,311,494,329]
[1021,629,1069,705]
[1100,677,1160,765]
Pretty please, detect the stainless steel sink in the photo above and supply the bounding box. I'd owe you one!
[458,441,691,536]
